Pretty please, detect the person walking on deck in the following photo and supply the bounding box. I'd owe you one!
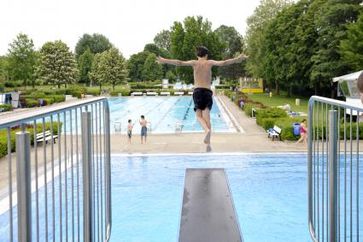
[157,46,247,151]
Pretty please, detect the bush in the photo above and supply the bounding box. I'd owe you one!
[275,117,302,141]
[0,104,12,112]
[256,107,287,127]
[30,91,46,99]
[86,87,101,96]
[128,81,161,89]
[4,80,22,88]
[25,98,38,107]
[243,103,255,117]
[51,95,65,103]
[110,88,131,96]
[0,122,62,159]
[66,85,86,98]
[260,118,276,130]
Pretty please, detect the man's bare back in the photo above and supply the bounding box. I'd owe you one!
[157,54,247,89]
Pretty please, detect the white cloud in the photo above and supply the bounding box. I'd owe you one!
[0,0,260,58]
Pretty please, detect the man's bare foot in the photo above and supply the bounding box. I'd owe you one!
[206,144,212,152]
[204,130,211,144]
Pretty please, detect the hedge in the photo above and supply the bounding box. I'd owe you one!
[256,107,288,127]
[312,122,363,140]
[0,104,12,112]
[0,122,62,159]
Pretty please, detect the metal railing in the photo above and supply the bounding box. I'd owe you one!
[308,96,363,242]
[0,97,111,242]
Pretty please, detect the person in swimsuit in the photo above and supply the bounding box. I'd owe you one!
[157,46,247,151]
[139,115,147,144]
[127,119,133,144]
[296,119,307,144]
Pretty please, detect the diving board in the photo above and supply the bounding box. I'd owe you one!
[179,168,243,242]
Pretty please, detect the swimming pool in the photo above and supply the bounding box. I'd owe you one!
[1,153,362,241]
[108,96,236,134]
[111,153,311,242]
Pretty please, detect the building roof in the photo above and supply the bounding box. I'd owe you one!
[332,70,363,82]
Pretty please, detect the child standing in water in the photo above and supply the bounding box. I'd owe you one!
[157,46,247,151]
[127,119,133,144]
[139,115,148,144]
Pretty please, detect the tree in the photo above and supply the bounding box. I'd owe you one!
[89,48,127,90]
[0,56,9,82]
[7,33,37,87]
[78,48,94,85]
[340,12,363,72]
[127,51,150,82]
[141,53,163,81]
[170,16,223,83]
[37,41,78,88]
[75,33,113,59]
[214,25,245,80]
[144,43,163,56]
[154,30,171,52]
[310,0,362,96]
[245,0,292,82]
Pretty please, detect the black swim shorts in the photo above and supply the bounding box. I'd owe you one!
[192,88,213,111]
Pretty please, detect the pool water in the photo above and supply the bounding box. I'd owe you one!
[1,153,362,241]
[108,96,235,134]
[111,153,310,242]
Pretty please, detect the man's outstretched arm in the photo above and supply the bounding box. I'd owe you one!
[157,56,195,66]
[209,53,248,67]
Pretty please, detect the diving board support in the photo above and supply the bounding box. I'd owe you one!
[179,168,243,242]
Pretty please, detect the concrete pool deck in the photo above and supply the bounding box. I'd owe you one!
[114,95,308,153]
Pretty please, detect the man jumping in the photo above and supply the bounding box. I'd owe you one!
[157,46,247,151]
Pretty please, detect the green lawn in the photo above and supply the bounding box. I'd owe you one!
[246,93,309,113]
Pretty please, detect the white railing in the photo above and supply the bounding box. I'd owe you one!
[308,96,362,242]
[0,97,111,242]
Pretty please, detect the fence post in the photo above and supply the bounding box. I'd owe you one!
[103,101,112,238]
[82,112,93,242]
[329,110,338,242]
[16,130,32,242]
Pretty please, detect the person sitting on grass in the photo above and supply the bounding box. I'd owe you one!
[157,46,247,151]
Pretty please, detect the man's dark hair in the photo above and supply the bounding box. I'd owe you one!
[196,46,209,58]
[128,119,131,123]
[141,115,145,119]
[357,72,363,93]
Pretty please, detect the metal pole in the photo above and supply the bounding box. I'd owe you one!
[103,101,112,240]
[16,130,32,242]
[82,112,93,242]
[329,110,338,242]
[308,99,319,240]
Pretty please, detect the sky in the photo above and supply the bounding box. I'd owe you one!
[0,0,261,58]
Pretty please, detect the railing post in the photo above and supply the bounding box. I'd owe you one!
[16,130,32,242]
[329,110,338,242]
[103,101,112,239]
[82,112,93,242]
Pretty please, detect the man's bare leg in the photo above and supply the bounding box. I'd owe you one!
[201,109,211,144]
[196,110,210,132]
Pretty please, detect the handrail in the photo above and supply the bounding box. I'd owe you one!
[0,97,106,128]
[308,95,362,242]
